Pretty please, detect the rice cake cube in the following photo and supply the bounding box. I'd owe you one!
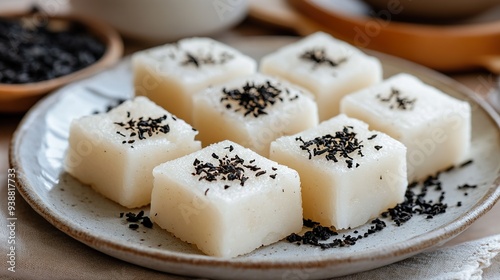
[340,73,471,181]
[151,140,302,258]
[270,114,407,229]
[132,37,257,123]
[192,73,319,156]
[64,96,201,208]
[260,32,382,121]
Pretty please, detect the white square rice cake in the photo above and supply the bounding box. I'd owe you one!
[151,140,302,258]
[341,73,471,181]
[260,32,382,121]
[193,73,319,156]
[270,114,407,229]
[132,37,257,123]
[64,96,201,208]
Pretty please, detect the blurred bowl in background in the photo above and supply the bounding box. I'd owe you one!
[361,0,500,21]
[0,12,123,113]
[69,0,249,43]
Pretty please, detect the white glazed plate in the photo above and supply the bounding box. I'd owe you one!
[10,37,500,279]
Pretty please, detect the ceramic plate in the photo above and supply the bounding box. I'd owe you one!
[10,37,500,279]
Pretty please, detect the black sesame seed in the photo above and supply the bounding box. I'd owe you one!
[374,145,383,151]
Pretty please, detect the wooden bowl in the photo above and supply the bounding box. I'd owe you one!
[361,0,500,21]
[0,12,123,113]
[288,0,500,74]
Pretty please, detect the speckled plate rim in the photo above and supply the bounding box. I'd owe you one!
[9,36,500,278]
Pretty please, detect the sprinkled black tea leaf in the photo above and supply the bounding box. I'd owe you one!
[296,126,364,168]
[114,113,173,147]
[255,170,266,177]
[287,218,385,249]
[286,169,479,250]
[128,224,139,230]
[192,149,277,189]
[0,13,105,84]
[459,159,474,168]
[303,219,320,228]
[376,88,416,110]
[121,211,153,230]
[457,183,477,190]
[181,51,234,68]
[141,217,153,228]
[299,48,347,69]
[221,80,290,118]
[383,174,448,227]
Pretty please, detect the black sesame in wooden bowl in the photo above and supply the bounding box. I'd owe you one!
[0,9,123,113]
